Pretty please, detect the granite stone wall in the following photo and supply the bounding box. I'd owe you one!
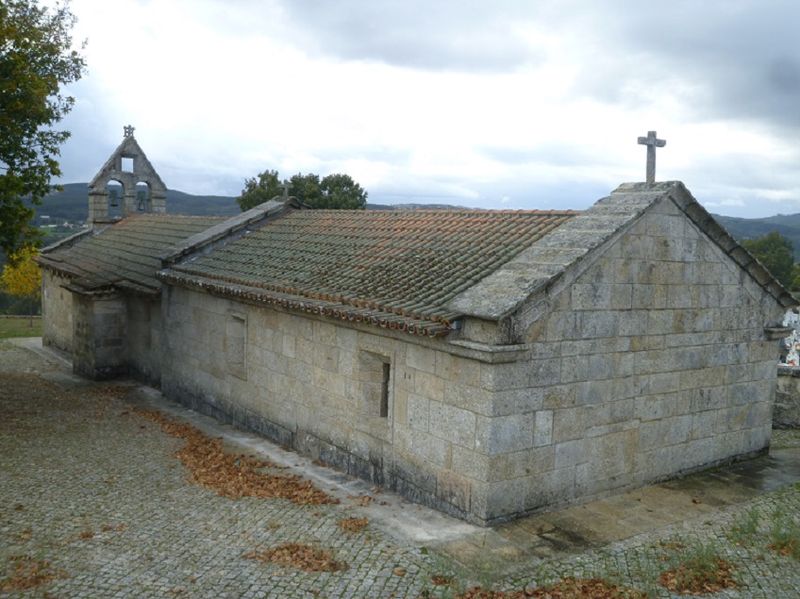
[42,271,161,384]
[126,297,162,386]
[462,197,783,522]
[159,284,501,521]
[41,269,74,353]
[72,293,127,380]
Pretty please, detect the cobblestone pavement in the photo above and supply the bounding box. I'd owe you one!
[493,478,800,598]
[2,339,800,598]
[0,342,457,598]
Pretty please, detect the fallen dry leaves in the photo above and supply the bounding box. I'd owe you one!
[0,556,66,592]
[349,494,373,507]
[134,408,337,505]
[14,528,32,542]
[659,559,736,595]
[769,539,800,557]
[338,517,368,533]
[243,543,347,572]
[452,578,647,598]
[90,385,132,400]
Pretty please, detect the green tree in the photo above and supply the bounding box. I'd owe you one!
[1,245,42,324]
[790,263,800,291]
[236,169,283,211]
[0,0,86,256]
[319,173,367,209]
[289,172,322,206]
[237,169,367,211]
[742,231,795,288]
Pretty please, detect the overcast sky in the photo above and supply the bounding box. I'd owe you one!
[56,0,800,217]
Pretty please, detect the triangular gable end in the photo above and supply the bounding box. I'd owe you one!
[87,128,167,224]
[448,181,797,345]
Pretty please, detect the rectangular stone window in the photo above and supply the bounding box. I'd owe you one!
[358,350,391,419]
[121,156,134,172]
[226,312,247,379]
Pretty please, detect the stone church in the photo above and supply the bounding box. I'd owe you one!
[38,130,796,525]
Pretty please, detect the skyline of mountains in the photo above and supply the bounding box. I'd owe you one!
[31,183,800,258]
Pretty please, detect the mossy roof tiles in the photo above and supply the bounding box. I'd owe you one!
[40,214,225,293]
[164,209,578,336]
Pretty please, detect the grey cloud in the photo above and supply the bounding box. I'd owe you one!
[278,1,544,71]
[681,152,799,195]
[479,143,603,168]
[565,1,800,131]
[369,174,609,211]
[274,0,800,133]
[312,145,411,166]
[55,81,122,184]
[769,56,800,94]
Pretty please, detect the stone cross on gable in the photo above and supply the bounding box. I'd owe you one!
[123,125,135,138]
[637,130,666,184]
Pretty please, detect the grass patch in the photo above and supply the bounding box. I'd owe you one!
[768,506,800,559]
[0,316,41,339]
[659,540,736,595]
[728,506,761,545]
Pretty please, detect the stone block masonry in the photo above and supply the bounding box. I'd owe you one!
[41,269,74,353]
[464,194,783,522]
[72,293,127,380]
[161,286,506,522]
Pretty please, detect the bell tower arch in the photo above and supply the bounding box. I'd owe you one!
[87,126,167,224]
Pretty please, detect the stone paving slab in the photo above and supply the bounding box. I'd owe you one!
[3,339,800,597]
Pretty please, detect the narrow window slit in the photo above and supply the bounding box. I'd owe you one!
[380,362,390,418]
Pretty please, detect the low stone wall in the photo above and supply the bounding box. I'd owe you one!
[41,269,73,352]
[776,365,800,429]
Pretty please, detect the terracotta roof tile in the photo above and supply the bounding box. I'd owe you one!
[39,214,225,293]
[165,209,578,335]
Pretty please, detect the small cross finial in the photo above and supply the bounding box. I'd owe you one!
[637,130,666,184]
[123,125,135,138]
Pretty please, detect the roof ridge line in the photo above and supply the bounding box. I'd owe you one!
[161,200,290,266]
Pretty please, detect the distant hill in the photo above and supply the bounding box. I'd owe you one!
[28,184,800,259]
[31,184,471,223]
[29,183,241,223]
[713,214,800,259]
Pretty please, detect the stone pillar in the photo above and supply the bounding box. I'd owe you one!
[123,188,137,217]
[72,293,128,380]
[151,192,167,213]
[87,190,108,224]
